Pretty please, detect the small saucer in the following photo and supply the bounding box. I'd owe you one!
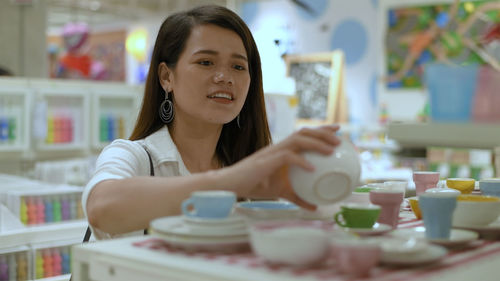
[151,216,248,237]
[391,227,478,247]
[379,237,427,254]
[183,214,245,226]
[380,244,447,266]
[341,223,392,236]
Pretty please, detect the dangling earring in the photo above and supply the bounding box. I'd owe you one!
[236,114,241,129]
[159,90,174,124]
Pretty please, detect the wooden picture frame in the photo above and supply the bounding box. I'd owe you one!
[284,50,347,126]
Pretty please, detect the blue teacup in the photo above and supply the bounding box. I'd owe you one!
[480,179,500,197]
[181,191,236,219]
[419,192,458,240]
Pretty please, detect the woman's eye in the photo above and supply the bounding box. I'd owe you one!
[198,60,212,66]
[233,64,246,71]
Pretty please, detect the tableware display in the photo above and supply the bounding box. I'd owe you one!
[378,237,427,254]
[446,178,475,194]
[419,192,458,240]
[425,187,461,195]
[288,138,361,205]
[369,188,404,228]
[380,244,447,266]
[249,220,332,266]
[479,178,500,197]
[150,230,250,253]
[413,171,440,195]
[391,226,479,247]
[151,216,248,237]
[183,215,247,233]
[150,216,249,253]
[452,195,500,227]
[384,181,408,197]
[345,188,372,205]
[331,239,381,277]
[408,197,421,219]
[235,201,300,220]
[334,203,380,228]
[453,216,500,237]
[181,190,236,219]
[183,214,245,226]
[338,222,392,236]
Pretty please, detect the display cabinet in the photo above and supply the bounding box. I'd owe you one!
[0,79,31,153]
[91,84,141,150]
[0,245,31,281]
[31,80,90,152]
[31,239,78,280]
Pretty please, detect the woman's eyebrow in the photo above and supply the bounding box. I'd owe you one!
[192,49,247,61]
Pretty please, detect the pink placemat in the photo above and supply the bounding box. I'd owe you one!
[133,234,500,281]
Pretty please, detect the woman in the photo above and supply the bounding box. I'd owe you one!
[84,5,340,239]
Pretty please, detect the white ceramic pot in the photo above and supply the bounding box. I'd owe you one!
[288,138,361,205]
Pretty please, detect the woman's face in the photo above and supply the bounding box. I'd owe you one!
[160,24,250,126]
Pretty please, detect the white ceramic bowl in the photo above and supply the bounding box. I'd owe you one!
[289,139,361,205]
[249,220,332,266]
[452,195,500,227]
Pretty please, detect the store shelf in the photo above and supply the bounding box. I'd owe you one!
[91,87,140,150]
[354,140,400,151]
[34,85,90,152]
[0,220,86,249]
[0,82,31,152]
[35,274,71,281]
[387,122,500,149]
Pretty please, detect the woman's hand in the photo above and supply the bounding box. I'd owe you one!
[220,125,341,210]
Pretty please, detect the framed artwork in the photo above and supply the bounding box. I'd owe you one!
[381,0,500,89]
[284,51,347,126]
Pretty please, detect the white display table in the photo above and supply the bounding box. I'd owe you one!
[72,215,500,281]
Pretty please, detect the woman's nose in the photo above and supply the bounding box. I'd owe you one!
[213,70,233,85]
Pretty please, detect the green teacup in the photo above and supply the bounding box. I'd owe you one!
[354,187,372,193]
[334,203,381,228]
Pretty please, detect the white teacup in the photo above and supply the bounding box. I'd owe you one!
[288,138,361,205]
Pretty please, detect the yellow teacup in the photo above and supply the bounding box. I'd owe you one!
[408,197,422,220]
[457,195,500,202]
[446,178,475,194]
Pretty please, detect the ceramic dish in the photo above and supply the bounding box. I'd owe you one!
[183,214,246,226]
[391,226,478,247]
[338,223,392,236]
[249,220,333,266]
[150,229,249,253]
[235,201,301,220]
[380,244,447,266]
[150,216,248,237]
[378,237,428,254]
[453,217,500,235]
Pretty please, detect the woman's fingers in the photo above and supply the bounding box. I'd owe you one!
[283,134,338,155]
[296,125,341,145]
[261,149,315,172]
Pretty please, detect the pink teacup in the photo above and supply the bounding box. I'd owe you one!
[413,171,440,195]
[369,188,404,228]
[332,239,381,277]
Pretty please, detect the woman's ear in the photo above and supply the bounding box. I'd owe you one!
[158,62,173,92]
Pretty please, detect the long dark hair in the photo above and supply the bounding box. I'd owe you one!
[130,5,271,166]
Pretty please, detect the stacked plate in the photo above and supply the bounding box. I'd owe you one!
[149,215,250,253]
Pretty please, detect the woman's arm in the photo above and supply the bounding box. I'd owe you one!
[86,171,220,235]
[87,125,341,235]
